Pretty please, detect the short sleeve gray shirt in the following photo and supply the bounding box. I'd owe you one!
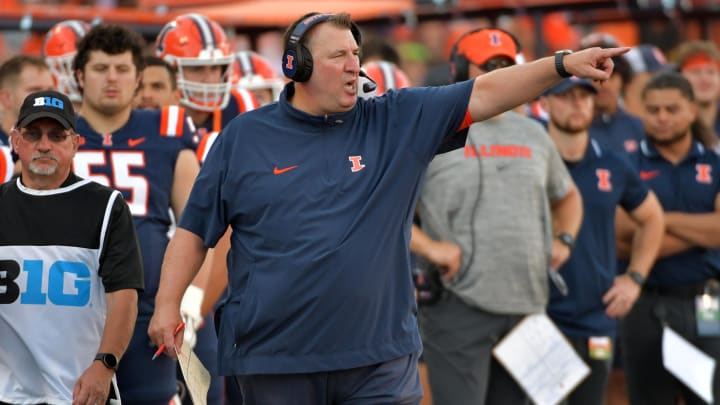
[418,112,573,314]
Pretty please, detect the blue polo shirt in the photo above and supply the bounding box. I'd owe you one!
[0,127,8,147]
[179,81,474,375]
[76,109,195,319]
[590,109,644,155]
[630,139,720,287]
[714,105,720,140]
[548,139,649,337]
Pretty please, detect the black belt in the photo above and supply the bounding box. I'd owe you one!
[643,282,707,299]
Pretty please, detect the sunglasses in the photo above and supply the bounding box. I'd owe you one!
[478,58,515,72]
[17,128,73,143]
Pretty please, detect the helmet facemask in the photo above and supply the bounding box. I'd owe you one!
[46,52,82,103]
[173,51,234,111]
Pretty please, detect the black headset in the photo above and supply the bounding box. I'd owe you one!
[282,13,362,82]
[449,27,522,82]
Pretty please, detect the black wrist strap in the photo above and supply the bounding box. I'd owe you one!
[555,51,572,78]
[627,270,646,287]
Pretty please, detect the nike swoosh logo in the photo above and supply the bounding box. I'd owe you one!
[273,165,299,175]
[128,137,146,147]
[639,170,660,180]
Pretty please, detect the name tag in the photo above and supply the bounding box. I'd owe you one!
[588,336,612,360]
[696,294,720,337]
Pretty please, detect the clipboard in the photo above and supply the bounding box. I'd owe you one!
[175,343,211,405]
[492,313,590,405]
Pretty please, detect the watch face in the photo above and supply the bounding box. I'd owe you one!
[105,354,118,368]
[98,353,118,369]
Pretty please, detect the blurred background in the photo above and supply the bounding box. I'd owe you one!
[0,0,716,86]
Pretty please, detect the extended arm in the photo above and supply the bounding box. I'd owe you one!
[468,47,629,122]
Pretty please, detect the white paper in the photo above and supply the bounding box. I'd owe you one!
[492,313,590,405]
[662,326,715,404]
[108,375,121,404]
[175,343,211,405]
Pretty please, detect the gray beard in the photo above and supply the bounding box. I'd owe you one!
[28,161,57,176]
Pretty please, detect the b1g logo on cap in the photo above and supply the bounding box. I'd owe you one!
[33,96,64,109]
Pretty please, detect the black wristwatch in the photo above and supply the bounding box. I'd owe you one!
[95,352,119,370]
[627,270,646,287]
[554,50,573,78]
[556,232,575,249]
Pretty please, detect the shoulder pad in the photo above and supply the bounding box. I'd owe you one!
[231,88,259,113]
[160,105,187,137]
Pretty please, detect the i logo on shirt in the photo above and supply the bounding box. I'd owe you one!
[596,169,612,192]
[696,164,712,184]
[349,156,365,173]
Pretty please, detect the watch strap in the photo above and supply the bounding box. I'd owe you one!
[554,50,572,78]
[627,270,646,287]
[94,352,118,370]
[556,232,575,249]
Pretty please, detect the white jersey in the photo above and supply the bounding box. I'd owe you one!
[0,176,141,404]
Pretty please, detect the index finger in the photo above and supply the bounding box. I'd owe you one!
[601,46,631,57]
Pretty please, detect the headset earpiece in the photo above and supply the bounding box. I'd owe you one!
[449,40,468,83]
[282,13,362,82]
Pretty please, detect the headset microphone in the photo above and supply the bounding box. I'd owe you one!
[359,70,377,93]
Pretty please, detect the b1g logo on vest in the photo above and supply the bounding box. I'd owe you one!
[0,259,90,306]
[33,96,64,109]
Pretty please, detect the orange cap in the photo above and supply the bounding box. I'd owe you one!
[455,29,519,65]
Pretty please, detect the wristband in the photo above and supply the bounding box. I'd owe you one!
[627,270,646,287]
[554,50,573,78]
[555,232,575,249]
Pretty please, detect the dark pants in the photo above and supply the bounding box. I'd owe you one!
[560,336,612,405]
[418,292,530,405]
[235,352,423,405]
[116,318,177,404]
[621,290,720,405]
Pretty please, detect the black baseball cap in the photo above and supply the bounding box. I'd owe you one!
[544,77,598,96]
[15,90,76,132]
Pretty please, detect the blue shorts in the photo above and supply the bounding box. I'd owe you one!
[236,351,423,405]
[116,319,177,404]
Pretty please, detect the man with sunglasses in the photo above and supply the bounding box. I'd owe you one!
[410,28,583,405]
[0,90,143,404]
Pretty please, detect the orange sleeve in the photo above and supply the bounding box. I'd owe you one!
[458,110,474,132]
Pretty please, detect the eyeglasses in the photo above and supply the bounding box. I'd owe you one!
[17,128,73,143]
[478,58,515,72]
